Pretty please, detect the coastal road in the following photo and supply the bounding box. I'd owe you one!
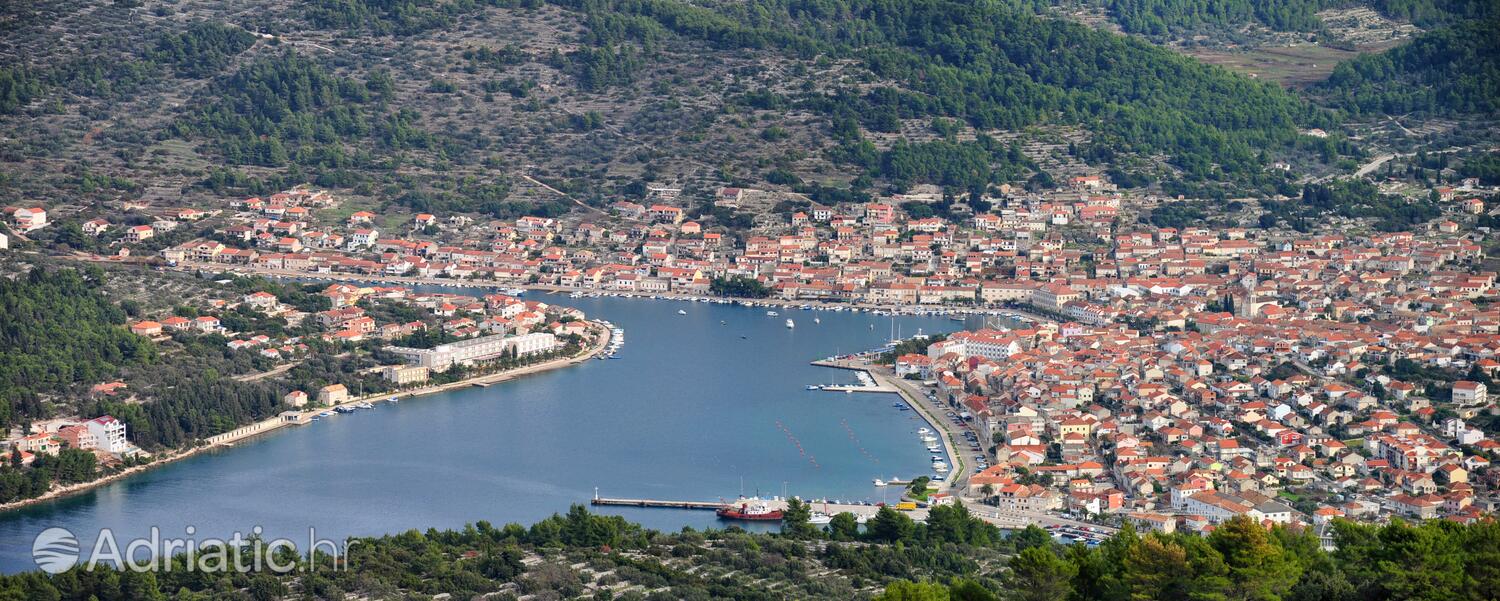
[864,363,979,492]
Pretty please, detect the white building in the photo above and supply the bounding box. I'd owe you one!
[84,415,129,454]
[384,332,558,372]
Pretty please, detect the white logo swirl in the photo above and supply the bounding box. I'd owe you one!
[32,527,79,574]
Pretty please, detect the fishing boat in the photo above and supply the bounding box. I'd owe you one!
[716,499,784,521]
[785,319,795,329]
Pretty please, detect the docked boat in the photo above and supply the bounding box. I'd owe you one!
[808,512,833,525]
[716,499,784,521]
[918,427,931,434]
[873,478,887,486]
[807,385,821,390]
[785,319,795,329]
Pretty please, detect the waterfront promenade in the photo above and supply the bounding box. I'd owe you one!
[810,356,967,491]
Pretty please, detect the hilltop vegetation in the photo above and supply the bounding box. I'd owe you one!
[2,507,1498,600]
[559,0,1329,188]
[0,0,1490,227]
[0,0,1354,218]
[1101,0,1329,36]
[1314,18,1500,118]
[0,267,156,432]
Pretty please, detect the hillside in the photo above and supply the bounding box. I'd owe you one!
[0,0,1351,223]
[1312,18,1500,118]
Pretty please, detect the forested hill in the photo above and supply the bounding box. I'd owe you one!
[0,0,1347,218]
[1101,0,1328,35]
[1313,17,1500,118]
[555,0,1330,183]
[1097,0,1494,36]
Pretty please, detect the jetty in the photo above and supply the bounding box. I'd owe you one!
[590,491,933,521]
[590,497,729,511]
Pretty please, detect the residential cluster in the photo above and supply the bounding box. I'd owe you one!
[1,415,134,466]
[32,174,1497,530]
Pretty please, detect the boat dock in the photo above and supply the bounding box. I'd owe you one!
[819,384,899,393]
[590,497,729,511]
[590,492,933,521]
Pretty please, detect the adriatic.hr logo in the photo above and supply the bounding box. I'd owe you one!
[31,527,80,574]
[28,525,355,574]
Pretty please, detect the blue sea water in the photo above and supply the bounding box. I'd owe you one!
[0,294,967,573]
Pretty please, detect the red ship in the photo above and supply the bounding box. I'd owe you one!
[716,499,785,521]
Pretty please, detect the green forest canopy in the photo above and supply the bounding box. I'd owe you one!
[1315,18,1500,118]
[3,507,1499,601]
[554,0,1331,186]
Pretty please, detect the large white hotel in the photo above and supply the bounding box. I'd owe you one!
[384,331,559,372]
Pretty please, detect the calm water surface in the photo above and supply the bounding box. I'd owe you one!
[0,294,966,572]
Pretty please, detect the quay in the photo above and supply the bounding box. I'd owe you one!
[819,384,898,393]
[590,496,729,511]
[590,492,934,521]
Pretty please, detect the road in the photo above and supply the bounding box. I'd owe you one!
[1353,153,1398,178]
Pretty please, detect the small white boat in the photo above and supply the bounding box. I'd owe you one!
[813,317,820,324]
[807,385,821,390]
[918,427,931,434]
[767,310,779,317]
[677,309,687,315]
[809,512,833,525]
[785,319,795,329]
[873,478,887,486]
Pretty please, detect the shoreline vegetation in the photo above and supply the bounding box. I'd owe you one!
[0,322,610,514]
[4,506,1495,600]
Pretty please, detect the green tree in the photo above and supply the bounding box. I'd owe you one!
[782,497,819,539]
[1207,516,1300,600]
[876,580,951,601]
[828,512,861,541]
[1004,547,1075,601]
[867,506,915,543]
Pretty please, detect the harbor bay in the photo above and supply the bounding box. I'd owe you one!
[0,294,962,573]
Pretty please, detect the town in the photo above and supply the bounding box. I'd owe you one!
[5,168,1497,535]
